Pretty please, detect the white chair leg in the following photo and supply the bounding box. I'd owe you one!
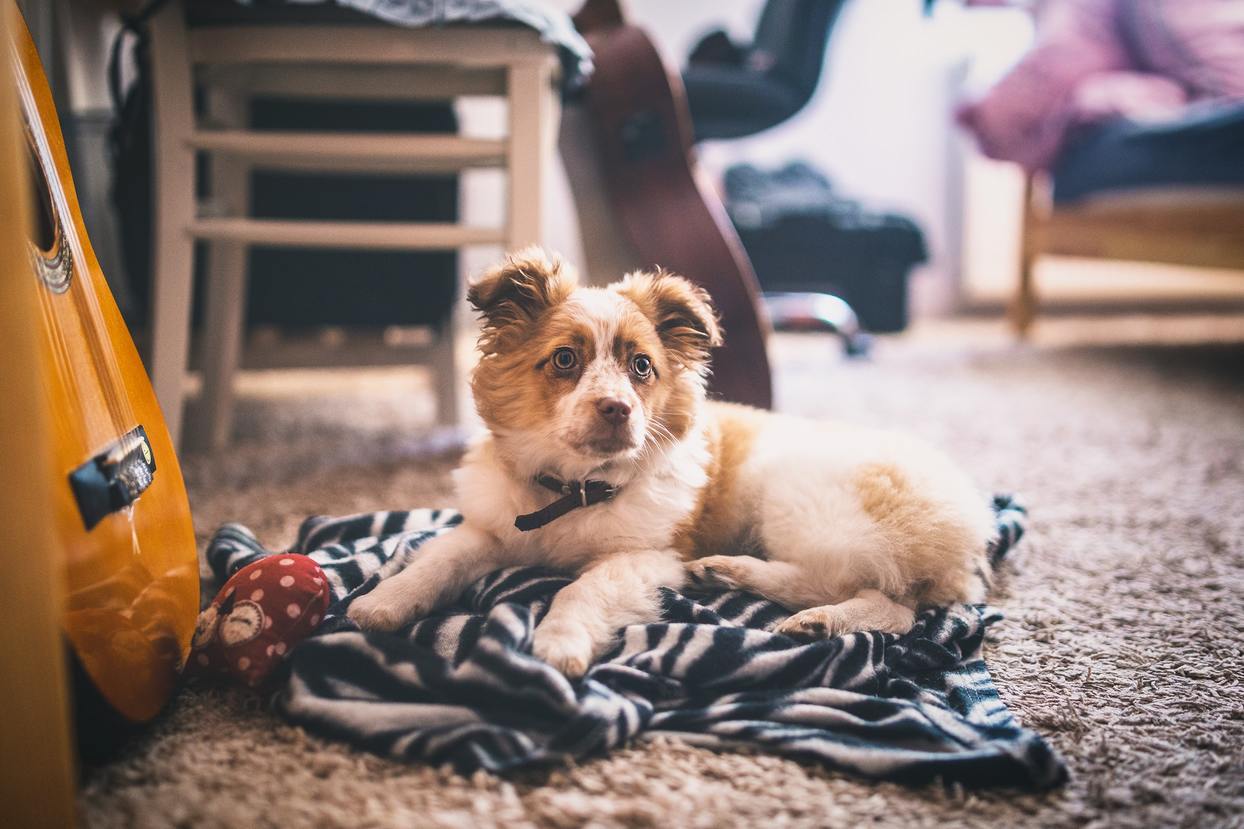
[194,239,248,450]
[191,88,251,451]
[506,57,555,251]
[149,199,195,448]
[430,322,460,427]
[148,0,196,448]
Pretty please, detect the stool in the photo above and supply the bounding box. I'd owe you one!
[147,1,559,449]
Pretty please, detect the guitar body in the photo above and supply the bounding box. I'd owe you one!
[10,10,198,726]
[570,1,774,409]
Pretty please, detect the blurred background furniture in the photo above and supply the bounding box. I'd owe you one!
[724,161,926,337]
[681,0,845,142]
[955,0,1244,336]
[1013,99,1244,336]
[679,0,917,350]
[1017,181,1244,335]
[146,0,559,449]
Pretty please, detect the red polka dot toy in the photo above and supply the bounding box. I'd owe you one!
[187,554,331,688]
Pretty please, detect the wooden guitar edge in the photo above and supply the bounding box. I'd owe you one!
[0,2,79,824]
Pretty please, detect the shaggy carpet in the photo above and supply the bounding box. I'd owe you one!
[79,318,1244,828]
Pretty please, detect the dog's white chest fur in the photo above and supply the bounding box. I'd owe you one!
[454,428,710,571]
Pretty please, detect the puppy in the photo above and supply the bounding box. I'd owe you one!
[348,248,995,677]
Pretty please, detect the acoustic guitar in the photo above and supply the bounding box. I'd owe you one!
[8,7,198,735]
[566,0,774,409]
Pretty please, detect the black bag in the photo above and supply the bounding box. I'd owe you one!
[725,162,927,333]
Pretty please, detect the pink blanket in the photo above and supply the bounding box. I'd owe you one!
[957,0,1244,170]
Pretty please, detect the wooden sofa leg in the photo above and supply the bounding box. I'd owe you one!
[1010,174,1039,338]
[1011,247,1036,337]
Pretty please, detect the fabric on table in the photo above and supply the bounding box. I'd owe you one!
[220,0,593,90]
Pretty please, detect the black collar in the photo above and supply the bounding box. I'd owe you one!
[513,473,620,532]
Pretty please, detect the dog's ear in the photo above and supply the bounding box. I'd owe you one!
[617,269,723,369]
[468,247,576,350]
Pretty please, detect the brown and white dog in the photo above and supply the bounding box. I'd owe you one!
[348,248,995,677]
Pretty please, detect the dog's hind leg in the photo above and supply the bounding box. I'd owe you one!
[774,589,915,641]
[685,555,828,610]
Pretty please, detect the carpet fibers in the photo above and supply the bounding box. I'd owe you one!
[79,319,1244,828]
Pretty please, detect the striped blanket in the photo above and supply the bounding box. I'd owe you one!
[205,495,1066,789]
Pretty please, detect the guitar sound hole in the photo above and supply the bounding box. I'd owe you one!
[25,140,56,253]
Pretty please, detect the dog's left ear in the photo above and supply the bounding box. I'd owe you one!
[618,269,723,369]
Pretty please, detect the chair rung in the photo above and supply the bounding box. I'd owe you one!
[189,218,506,250]
[188,131,507,172]
[198,64,508,100]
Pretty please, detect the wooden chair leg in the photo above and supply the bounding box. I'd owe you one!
[194,240,248,450]
[1011,245,1037,337]
[190,88,251,451]
[148,0,196,447]
[1010,175,1039,338]
[430,322,460,427]
[506,57,555,251]
[149,175,195,448]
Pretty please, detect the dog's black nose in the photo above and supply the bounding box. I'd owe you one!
[595,397,631,425]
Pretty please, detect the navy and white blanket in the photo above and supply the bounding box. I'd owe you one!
[206,495,1066,789]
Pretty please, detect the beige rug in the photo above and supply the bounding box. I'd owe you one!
[80,318,1244,828]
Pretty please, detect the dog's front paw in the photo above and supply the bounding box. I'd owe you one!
[346,578,432,633]
[685,555,746,591]
[532,622,594,679]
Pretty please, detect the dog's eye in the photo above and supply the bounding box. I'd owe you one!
[631,354,653,378]
[551,348,577,371]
